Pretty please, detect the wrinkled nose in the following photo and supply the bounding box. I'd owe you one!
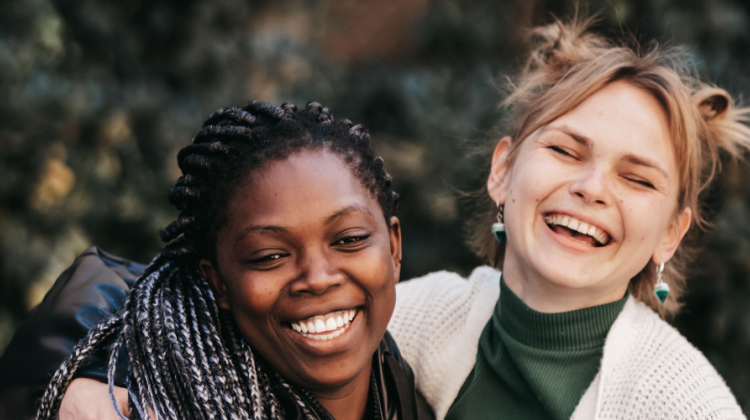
[290,252,345,295]
[569,166,611,206]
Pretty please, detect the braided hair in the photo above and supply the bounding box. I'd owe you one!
[37,101,399,420]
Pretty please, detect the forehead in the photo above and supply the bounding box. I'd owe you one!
[543,81,676,169]
[226,149,382,227]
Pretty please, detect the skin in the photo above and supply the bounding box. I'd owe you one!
[487,80,692,313]
[60,149,402,420]
[59,378,130,420]
[201,149,401,420]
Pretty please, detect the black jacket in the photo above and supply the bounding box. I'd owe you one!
[0,248,434,420]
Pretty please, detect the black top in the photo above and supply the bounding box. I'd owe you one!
[0,247,434,420]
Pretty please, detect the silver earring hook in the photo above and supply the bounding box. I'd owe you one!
[656,262,664,283]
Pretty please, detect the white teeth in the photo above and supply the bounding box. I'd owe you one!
[300,327,347,341]
[289,308,358,339]
[544,213,611,245]
[326,318,337,330]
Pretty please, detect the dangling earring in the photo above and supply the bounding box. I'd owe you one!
[491,202,506,243]
[653,262,669,304]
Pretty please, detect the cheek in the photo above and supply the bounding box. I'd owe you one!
[351,248,397,322]
[225,275,281,322]
[618,192,673,245]
[506,159,563,217]
[513,154,568,195]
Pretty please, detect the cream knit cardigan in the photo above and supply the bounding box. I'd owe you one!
[388,266,746,420]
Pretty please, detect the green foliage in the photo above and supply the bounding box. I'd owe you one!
[1,0,748,411]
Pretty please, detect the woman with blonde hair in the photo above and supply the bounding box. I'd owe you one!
[3,15,748,420]
[388,17,749,419]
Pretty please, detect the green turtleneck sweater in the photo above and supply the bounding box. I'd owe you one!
[445,278,629,420]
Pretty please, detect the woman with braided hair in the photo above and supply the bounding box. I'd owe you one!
[18,101,432,420]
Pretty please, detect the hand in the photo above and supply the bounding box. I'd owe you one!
[59,378,130,420]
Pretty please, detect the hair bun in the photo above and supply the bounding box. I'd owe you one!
[527,17,608,79]
[694,88,731,122]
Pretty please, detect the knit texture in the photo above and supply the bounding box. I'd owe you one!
[389,267,746,420]
[445,279,628,420]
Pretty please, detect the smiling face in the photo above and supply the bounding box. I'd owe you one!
[200,148,401,395]
[489,81,691,311]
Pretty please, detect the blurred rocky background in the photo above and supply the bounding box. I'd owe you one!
[0,0,748,411]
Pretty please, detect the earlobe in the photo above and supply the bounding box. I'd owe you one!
[199,259,231,311]
[653,207,692,264]
[388,216,402,281]
[487,136,512,204]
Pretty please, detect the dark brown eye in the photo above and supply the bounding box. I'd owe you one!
[249,253,286,264]
[336,236,368,246]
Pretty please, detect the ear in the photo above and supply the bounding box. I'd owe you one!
[487,136,513,205]
[388,216,402,283]
[199,259,231,311]
[652,207,692,264]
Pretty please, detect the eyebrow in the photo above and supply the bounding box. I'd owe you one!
[234,204,374,244]
[621,154,669,178]
[547,125,590,147]
[325,204,374,225]
[235,225,288,243]
[546,125,669,178]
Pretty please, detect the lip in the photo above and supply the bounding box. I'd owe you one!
[284,307,363,356]
[540,211,615,251]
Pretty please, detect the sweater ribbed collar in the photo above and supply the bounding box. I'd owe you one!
[498,277,629,351]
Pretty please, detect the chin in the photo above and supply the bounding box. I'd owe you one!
[293,361,365,392]
[534,258,603,290]
[544,273,593,290]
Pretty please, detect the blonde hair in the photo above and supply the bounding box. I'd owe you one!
[470,17,750,317]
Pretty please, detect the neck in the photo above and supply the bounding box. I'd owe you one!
[311,364,372,420]
[502,255,629,313]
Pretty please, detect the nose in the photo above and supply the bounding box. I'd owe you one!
[569,165,611,206]
[289,250,345,295]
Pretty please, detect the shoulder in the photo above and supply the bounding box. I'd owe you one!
[390,266,500,340]
[598,299,745,419]
[388,267,500,420]
[393,266,500,313]
[0,247,141,413]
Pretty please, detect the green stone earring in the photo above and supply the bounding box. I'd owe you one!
[491,202,506,243]
[653,262,669,304]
